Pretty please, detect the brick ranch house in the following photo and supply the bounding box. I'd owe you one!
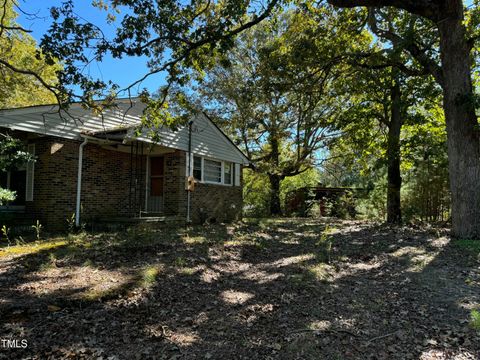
[0,99,249,231]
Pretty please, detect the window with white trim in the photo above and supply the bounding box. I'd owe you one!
[204,159,222,183]
[193,156,202,180]
[0,143,35,205]
[187,154,239,186]
[224,162,232,185]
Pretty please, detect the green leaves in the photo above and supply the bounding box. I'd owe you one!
[0,134,35,172]
[0,2,60,108]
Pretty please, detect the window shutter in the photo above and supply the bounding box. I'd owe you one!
[234,164,241,186]
[26,144,35,201]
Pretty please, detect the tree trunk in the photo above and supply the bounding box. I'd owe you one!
[438,5,480,238]
[268,123,283,216]
[269,174,282,216]
[386,77,402,224]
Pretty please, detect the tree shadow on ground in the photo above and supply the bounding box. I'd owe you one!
[0,219,479,360]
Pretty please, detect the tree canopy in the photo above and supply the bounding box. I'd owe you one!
[0,2,59,108]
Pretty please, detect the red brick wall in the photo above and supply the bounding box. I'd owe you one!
[189,182,243,223]
[20,137,242,230]
[25,137,146,231]
[170,151,243,223]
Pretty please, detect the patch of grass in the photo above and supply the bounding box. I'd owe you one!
[254,239,269,250]
[83,283,130,302]
[183,235,207,244]
[83,265,162,302]
[39,253,57,271]
[0,239,68,258]
[141,265,160,287]
[454,239,480,255]
[308,263,332,282]
[471,309,480,332]
[316,225,335,263]
[83,259,94,267]
[174,257,187,267]
[178,266,198,275]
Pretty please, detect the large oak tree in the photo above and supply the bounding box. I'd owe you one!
[327,0,480,237]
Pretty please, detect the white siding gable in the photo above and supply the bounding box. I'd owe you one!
[140,114,247,164]
[0,100,249,165]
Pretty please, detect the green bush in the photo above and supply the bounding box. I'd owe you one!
[0,187,16,205]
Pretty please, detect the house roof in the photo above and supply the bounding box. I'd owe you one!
[0,98,249,164]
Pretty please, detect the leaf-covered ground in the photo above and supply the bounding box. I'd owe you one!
[0,219,479,359]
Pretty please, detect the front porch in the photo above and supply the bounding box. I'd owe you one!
[79,132,188,223]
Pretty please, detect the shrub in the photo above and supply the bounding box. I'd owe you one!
[0,187,16,206]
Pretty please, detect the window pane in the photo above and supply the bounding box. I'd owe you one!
[10,170,26,205]
[0,172,7,188]
[224,162,232,184]
[193,156,202,180]
[204,159,221,183]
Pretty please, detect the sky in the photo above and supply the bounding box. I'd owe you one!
[17,0,166,97]
[16,0,477,98]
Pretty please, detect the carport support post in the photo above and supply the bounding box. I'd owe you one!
[75,137,88,228]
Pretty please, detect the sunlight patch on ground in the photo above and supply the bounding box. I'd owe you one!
[268,254,316,268]
[257,232,273,240]
[308,320,332,331]
[430,236,450,248]
[221,290,255,305]
[348,261,383,271]
[308,264,333,282]
[182,235,207,244]
[17,266,133,301]
[200,268,221,283]
[420,349,478,360]
[145,325,201,347]
[177,266,202,276]
[169,330,201,347]
[241,269,284,284]
[407,253,436,273]
[391,246,425,258]
[277,228,294,233]
[457,300,480,311]
[0,239,68,258]
[140,264,163,288]
[280,238,300,245]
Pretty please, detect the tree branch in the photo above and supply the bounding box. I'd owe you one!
[327,0,441,21]
[366,9,444,85]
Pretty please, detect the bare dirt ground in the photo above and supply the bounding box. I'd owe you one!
[0,218,479,359]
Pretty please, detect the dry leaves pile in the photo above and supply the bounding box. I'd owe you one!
[0,219,478,359]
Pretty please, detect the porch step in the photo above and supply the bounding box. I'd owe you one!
[92,215,184,231]
[99,215,183,223]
